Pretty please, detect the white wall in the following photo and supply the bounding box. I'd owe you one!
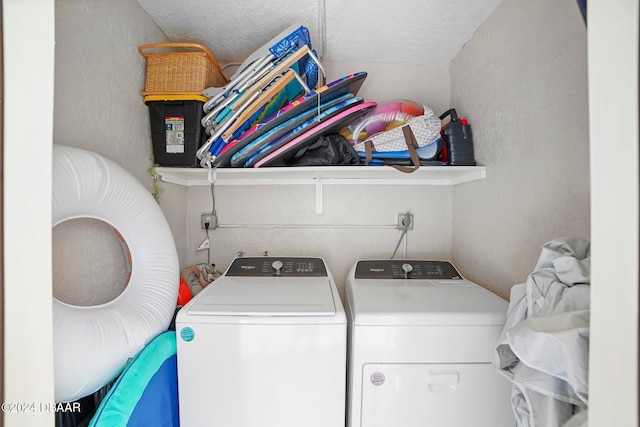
[3,0,55,425]
[54,0,168,189]
[448,0,590,298]
[53,0,168,304]
[325,61,450,117]
[588,0,639,425]
[183,184,453,299]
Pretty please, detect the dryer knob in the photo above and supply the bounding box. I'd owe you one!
[272,260,284,274]
[401,263,413,278]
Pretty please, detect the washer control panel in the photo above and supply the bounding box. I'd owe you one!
[226,257,327,277]
[354,260,462,280]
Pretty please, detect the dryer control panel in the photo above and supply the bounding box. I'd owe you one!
[354,260,462,280]
[226,257,328,277]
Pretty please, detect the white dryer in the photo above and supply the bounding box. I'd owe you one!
[176,257,346,427]
[346,260,514,427]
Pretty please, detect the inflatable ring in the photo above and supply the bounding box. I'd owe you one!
[340,99,425,144]
[52,145,179,403]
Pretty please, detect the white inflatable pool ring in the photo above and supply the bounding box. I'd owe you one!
[52,145,179,403]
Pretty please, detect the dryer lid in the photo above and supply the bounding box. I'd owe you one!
[185,276,337,317]
[347,278,507,326]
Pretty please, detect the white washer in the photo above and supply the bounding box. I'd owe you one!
[346,260,514,427]
[176,257,346,427]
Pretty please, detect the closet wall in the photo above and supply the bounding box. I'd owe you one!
[53,0,168,304]
[52,0,588,302]
[450,0,590,296]
[54,0,167,188]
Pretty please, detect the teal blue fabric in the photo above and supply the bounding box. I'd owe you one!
[89,331,178,427]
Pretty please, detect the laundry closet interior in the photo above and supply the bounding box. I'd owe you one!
[48,2,593,417]
[8,0,640,426]
[45,0,593,424]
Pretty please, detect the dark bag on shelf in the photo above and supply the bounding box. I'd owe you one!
[289,134,360,166]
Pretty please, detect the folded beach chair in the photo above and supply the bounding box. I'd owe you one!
[201,25,323,115]
[196,25,326,167]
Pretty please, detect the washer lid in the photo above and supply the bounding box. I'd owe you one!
[186,276,337,317]
[348,262,507,326]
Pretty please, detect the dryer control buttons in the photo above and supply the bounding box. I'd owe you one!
[355,260,462,280]
[226,257,328,277]
[401,263,413,278]
[272,260,284,275]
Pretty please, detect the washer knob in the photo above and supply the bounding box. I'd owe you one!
[272,260,284,275]
[401,263,413,278]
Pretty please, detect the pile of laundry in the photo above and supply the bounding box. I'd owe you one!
[495,237,590,427]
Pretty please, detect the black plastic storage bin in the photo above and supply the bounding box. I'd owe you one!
[145,95,207,167]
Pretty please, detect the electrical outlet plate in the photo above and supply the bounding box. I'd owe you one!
[201,213,216,229]
[397,213,414,230]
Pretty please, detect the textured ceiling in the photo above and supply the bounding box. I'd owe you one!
[136,0,502,66]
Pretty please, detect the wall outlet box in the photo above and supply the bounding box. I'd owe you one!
[201,213,217,229]
[397,213,414,230]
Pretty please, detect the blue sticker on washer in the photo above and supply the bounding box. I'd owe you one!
[180,327,195,342]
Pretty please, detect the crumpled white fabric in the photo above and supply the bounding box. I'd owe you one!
[495,237,590,427]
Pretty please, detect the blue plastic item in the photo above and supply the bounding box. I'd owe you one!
[241,96,364,167]
[230,94,354,167]
[89,331,178,427]
[268,26,311,59]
